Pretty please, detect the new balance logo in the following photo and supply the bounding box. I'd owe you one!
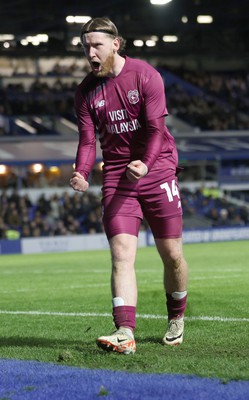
[177,200,181,209]
[96,100,105,108]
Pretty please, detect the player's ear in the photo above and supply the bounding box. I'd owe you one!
[113,37,120,53]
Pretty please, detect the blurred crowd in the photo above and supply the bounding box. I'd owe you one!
[1,67,249,135]
[1,63,249,238]
[0,190,104,239]
[0,188,248,240]
[0,79,76,126]
[165,69,249,131]
[181,187,249,228]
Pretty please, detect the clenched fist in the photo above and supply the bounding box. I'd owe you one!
[126,160,148,183]
[70,171,89,192]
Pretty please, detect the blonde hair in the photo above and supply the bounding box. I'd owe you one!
[80,17,126,54]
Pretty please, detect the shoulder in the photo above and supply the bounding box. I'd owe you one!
[76,73,99,99]
[124,57,164,94]
[125,56,159,77]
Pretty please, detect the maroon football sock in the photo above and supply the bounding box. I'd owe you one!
[166,293,187,320]
[112,305,136,332]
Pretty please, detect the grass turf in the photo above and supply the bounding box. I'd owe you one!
[0,240,248,381]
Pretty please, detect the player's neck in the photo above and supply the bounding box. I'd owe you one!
[108,55,125,78]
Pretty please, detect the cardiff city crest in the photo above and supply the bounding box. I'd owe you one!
[127,89,139,104]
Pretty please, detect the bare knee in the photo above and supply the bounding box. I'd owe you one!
[109,234,137,269]
[165,249,184,270]
[155,238,185,270]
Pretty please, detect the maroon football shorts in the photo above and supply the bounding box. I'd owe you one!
[102,171,183,240]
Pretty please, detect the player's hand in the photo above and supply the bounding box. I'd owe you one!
[69,171,89,192]
[126,160,148,183]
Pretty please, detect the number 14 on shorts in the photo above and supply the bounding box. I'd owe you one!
[160,179,180,203]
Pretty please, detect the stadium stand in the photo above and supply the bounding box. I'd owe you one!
[1,60,249,241]
[1,67,249,135]
[0,187,248,239]
[159,68,249,131]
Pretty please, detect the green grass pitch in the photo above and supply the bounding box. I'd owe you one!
[0,240,248,381]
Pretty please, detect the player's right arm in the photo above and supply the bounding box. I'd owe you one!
[70,84,97,192]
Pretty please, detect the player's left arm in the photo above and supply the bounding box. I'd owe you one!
[126,160,148,182]
[141,72,167,171]
[126,72,167,183]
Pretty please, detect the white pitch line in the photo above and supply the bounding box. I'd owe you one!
[68,283,110,289]
[190,274,241,280]
[0,275,243,294]
[0,310,248,322]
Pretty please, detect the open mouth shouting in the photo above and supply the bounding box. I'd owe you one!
[91,61,101,74]
[89,54,115,77]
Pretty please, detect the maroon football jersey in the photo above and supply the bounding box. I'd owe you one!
[75,56,178,184]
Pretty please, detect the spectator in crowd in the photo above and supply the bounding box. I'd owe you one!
[0,217,8,239]
[0,105,8,135]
